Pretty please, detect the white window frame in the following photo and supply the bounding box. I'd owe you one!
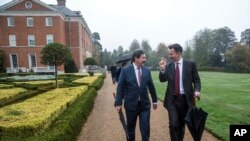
[46,34,54,44]
[10,54,19,69]
[28,34,35,47]
[7,17,15,27]
[28,53,37,68]
[27,17,34,27]
[9,34,16,47]
[45,17,53,26]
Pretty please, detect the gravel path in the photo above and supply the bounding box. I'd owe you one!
[77,74,220,141]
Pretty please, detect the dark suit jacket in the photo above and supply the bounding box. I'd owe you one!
[115,64,158,111]
[159,60,201,110]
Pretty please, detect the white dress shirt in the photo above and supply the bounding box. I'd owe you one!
[133,63,141,86]
[176,58,185,94]
[133,63,157,105]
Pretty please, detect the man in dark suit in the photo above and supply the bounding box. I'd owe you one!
[159,44,201,141]
[115,50,158,141]
[110,64,117,84]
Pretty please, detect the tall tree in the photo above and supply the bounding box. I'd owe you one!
[41,43,72,88]
[111,49,118,63]
[117,45,124,56]
[92,32,103,66]
[92,32,101,40]
[156,43,169,60]
[225,44,250,73]
[147,50,159,70]
[141,40,152,57]
[240,28,250,47]
[212,27,237,53]
[129,39,140,53]
[102,49,112,66]
[193,28,213,68]
[183,41,192,61]
[211,27,237,67]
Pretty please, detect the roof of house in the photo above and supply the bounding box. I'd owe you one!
[49,5,81,17]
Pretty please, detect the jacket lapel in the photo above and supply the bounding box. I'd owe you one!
[182,60,186,82]
[129,65,139,87]
[141,66,147,86]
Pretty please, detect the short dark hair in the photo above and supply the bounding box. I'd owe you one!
[132,49,145,62]
[168,43,183,53]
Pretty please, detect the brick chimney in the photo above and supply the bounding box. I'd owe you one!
[57,0,66,6]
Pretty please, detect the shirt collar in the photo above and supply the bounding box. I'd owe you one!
[133,63,140,70]
[176,58,183,64]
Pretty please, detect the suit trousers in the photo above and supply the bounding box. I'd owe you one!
[125,102,150,141]
[168,95,189,141]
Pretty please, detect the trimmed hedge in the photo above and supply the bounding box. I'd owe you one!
[0,86,88,137]
[0,88,37,107]
[0,76,104,141]
[89,77,104,90]
[0,87,97,141]
[0,84,14,89]
[73,76,99,84]
[14,80,63,90]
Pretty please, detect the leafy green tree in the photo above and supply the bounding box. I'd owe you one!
[64,59,78,73]
[156,43,168,59]
[183,41,192,61]
[193,28,213,68]
[103,49,112,66]
[225,44,250,73]
[117,45,124,56]
[211,27,237,67]
[240,28,250,47]
[84,57,97,76]
[92,32,101,40]
[41,43,72,88]
[141,40,152,56]
[141,40,152,67]
[111,49,119,63]
[129,39,140,53]
[147,50,159,70]
[92,32,103,66]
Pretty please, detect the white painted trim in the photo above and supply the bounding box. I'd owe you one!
[28,53,37,68]
[9,34,17,47]
[9,53,19,69]
[26,17,34,27]
[0,0,24,11]
[28,34,35,47]
[78,22,83,72]
[0,45,46,48]
[46,34,54,44]
[0,0,58,12]
[0,12,65,20]
[0,13,91,35]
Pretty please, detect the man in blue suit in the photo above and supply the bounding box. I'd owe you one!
[115,50,158,141]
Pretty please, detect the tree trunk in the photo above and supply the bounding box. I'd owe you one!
[55,65,58,88]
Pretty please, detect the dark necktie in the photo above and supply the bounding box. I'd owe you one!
[138,67,142,86]
[175,63,180,96]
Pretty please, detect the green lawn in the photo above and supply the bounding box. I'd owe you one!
[151,71,250,141]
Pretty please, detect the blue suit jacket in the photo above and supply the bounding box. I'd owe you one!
[115,64,158,111]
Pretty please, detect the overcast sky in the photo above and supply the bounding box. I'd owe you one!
[1,0,250,51]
